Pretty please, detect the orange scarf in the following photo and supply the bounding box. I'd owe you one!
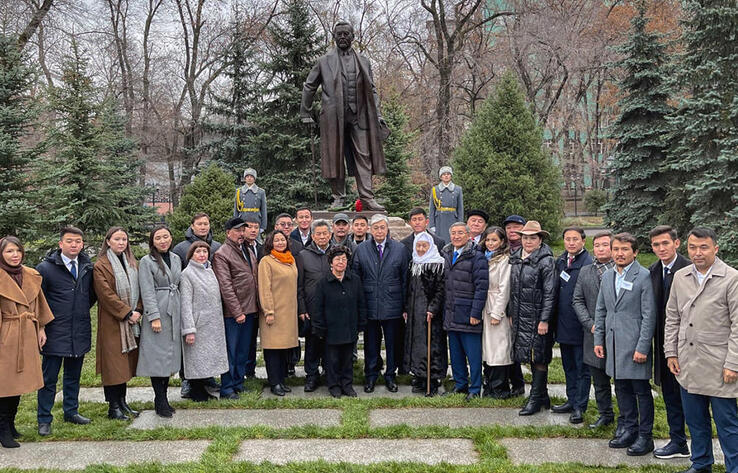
[270,249,295,265]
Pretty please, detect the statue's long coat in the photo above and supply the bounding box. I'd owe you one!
[300,48,387,179]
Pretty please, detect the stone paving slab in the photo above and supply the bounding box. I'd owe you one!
[499,438,724,466]
[128,408,341,430]
[0,440,210,470]
[235,438,477,464]
[262,384,423,399]
[370,407,582,428]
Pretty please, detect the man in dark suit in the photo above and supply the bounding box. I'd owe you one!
[401,208,445,256]
[290,208,313,254]
[649,225,691,460]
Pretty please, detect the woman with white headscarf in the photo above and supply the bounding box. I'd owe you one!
[402,232,447,395]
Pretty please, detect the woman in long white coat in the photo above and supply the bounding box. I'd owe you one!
[180,241,228,402]
[481,226,512,398]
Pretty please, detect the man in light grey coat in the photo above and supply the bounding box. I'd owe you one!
[594,233,656,457]
[664,227,738,473]
[573,231,618,430]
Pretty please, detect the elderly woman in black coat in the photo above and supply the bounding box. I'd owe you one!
[402,232,446,396]
[312,246,367,398]
[508,221,557,416]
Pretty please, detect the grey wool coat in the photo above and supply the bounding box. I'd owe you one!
[572,264,606,370]
[594,262,656,380]
[179,261,229,380]
[136,253,182,377]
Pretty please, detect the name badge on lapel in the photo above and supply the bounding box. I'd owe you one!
[559,271,571,282]
[621,281,634,291]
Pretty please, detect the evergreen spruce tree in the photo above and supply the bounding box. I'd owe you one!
[668,0,738,264]
[453,72,563,236]
[376,96,420,217]
[0,35,40,238]
[203,13,261,177]
[244,0,329,217]
[605,2,672,246]
[38,41,150,244]
[168,163,234,243]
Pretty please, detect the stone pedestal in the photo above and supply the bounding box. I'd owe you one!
[311,211,412,240]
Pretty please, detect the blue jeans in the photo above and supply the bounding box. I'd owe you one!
[560,343,590,410]
[364,318,403,381]
[221,314,257,395]
[448,331,482,395]
[37,355,84,424]
[681,387,738,472]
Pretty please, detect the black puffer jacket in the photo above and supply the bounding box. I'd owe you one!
[172,227,222,269]
[508,243,557,365]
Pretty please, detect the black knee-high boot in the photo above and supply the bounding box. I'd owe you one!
[519,368,550,416]
[118,383,139,418]
[8,396,20,439]
[151,377,172,418]
[0,396,21,448]
[105,384,129,420]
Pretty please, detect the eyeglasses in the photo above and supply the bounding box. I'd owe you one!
[277,222,294,228]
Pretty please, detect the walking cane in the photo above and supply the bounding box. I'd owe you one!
[426,317,432,396]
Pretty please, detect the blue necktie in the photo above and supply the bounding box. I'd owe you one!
[70,260,77,280]
[452,251,459,264]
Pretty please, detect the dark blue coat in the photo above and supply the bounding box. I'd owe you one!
[351,239,409,320]
[555,249,592,345]
[442,242,489,333]
[36,250,96,357]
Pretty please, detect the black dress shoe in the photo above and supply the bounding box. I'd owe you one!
[385,378,398,393]
[270,385,286,397]
[465,392,480,402]
[342,387,358,397]
[304,379,318,392]
[569,409,584,424]
[551,401,574,413]
[588,416,614,429]
[609,430,638,449]
[676,467,712,473]
[364,380,376,393]
[287,366,296,376]
[653,440,690,459]
[38,423,51,436]
[280,384,292,393]
[329,388,342,398]
[220,392,239,400]
[64,413,91,425]
[626,436,654,456]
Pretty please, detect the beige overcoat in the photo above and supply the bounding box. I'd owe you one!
[94,254,141,386]
[664,257,738,398]
[257,254,298,350]
[0,267,54,397]
[482,254,512,366]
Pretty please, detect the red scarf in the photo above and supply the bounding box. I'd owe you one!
[270,249,295,265]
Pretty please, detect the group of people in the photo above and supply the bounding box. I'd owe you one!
[0,192,735,473]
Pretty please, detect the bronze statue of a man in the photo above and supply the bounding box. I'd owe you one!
[300,21,389,211]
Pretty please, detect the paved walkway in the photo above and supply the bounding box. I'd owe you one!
[235,439,477,464]
[0,441,210,470]
[370,407,581,428]
[500,438,724,467]
[129,408,341,430]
